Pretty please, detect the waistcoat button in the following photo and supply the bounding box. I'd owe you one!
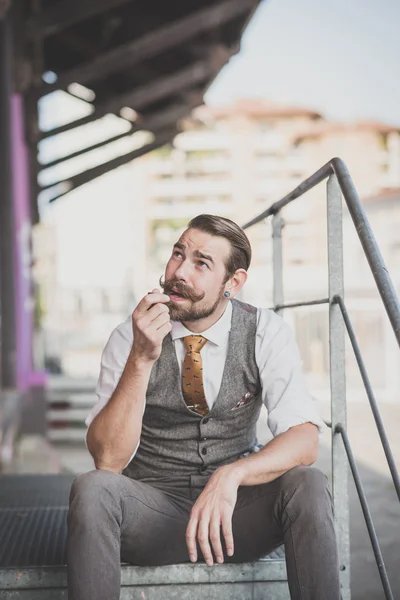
[202,418,209,424]
[201,447,207,455]
[199,465,207,474]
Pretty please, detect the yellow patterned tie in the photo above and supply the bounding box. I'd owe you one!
[182,335,209,415]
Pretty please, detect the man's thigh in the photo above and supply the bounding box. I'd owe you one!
[228,477,284,563]
[229,466,331,563]
[119,476,193,566]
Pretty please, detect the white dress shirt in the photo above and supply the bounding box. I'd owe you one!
[86,302,325,462]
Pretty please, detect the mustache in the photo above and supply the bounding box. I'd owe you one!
[159,277,205,303]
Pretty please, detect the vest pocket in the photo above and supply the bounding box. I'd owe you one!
[228,396,262,431]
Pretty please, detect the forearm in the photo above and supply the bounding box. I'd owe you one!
[87,350,153,472]
[224,423,319,487]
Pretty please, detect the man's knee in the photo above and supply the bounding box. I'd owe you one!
[280,466,332,519]
[282,465,328,492]
[70,469,123,500]
[69,469,124,523]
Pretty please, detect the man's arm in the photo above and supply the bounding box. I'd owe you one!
[186,310,324,566]
[186,423,318,566]
[86,352,153,472]
[220,421,318,487]
[87,290,171,472]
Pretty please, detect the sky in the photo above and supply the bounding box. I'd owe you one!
[206,0,400,125]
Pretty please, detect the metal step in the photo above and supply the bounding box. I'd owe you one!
[0,562,289,599]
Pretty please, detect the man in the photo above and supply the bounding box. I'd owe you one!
[67,214,340,600]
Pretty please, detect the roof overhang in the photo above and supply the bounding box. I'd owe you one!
[13,0,263,217]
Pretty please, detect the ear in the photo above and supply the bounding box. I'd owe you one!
[225,269,248,298]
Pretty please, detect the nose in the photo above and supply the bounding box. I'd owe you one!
[174,258,189,282]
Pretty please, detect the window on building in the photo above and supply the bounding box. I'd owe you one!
[151,219,188,245]
[185,149,228,161]
[153,196,175,204]
[152,145,173,158]
[185,170,227,180]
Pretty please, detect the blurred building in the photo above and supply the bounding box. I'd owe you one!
[33,100,400,405]
[130,99,325,303]
[284,124,400,402]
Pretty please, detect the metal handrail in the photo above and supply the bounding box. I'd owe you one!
[243,157,400,346]
[267,293,400,503]
[321,421,394,599]
[335,424,394,600]
[333,295,400,502]
[243,157,400,600]
[274,298,329,312]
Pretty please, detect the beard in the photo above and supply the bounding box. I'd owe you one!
[160,276,225,323]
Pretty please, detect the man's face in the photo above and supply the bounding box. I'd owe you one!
[162,228,231,322]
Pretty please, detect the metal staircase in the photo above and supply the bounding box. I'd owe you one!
[242,156,400,600]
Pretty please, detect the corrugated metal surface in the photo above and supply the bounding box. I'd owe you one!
[0,475,73,567]
[0,507,68,567]
[0,475,74,509]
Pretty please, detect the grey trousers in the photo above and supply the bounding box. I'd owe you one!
[67,466,340,600]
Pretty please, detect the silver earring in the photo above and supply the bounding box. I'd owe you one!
[224,291,230,298]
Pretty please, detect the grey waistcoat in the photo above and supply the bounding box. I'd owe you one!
[123,299,262,479]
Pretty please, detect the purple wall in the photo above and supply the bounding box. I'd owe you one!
[11,93,34,391]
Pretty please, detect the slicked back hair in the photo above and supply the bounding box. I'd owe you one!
[187,214,252,279]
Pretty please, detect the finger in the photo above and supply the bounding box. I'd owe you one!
[139,292,170,311]
[134,305,168,333]
[156,321,172,336]
[146,293,170,307]
[221,511,234,557]
[186,515,199,562]
[146,312,170,332]
[197,516,214,567]
[146,302,170,322]
[209,517,224,564]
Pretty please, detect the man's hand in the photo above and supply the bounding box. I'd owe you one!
[132,289,171,363]
[186,466,240,566]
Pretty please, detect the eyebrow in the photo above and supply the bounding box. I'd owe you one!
[174,242,185,251]
[173,243,214,265]
[193,250,214,265]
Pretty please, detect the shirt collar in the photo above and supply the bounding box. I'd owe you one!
[171,301,232,347]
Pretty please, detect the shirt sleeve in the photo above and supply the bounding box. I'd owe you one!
[85,317,137,460]
[255,308,326,437]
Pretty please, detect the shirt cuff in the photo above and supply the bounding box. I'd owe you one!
[268,414,327,438]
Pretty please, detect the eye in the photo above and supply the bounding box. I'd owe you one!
[198,261,209,269]
[173,250,183,258]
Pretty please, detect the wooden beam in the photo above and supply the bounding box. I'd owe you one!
[36,0,256,96]
[43,128,177,203]
[39,128,134,168]
[39,52,227,139]
[39,102,193,165]
[39,99,196,142]
[26,0,136,39]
